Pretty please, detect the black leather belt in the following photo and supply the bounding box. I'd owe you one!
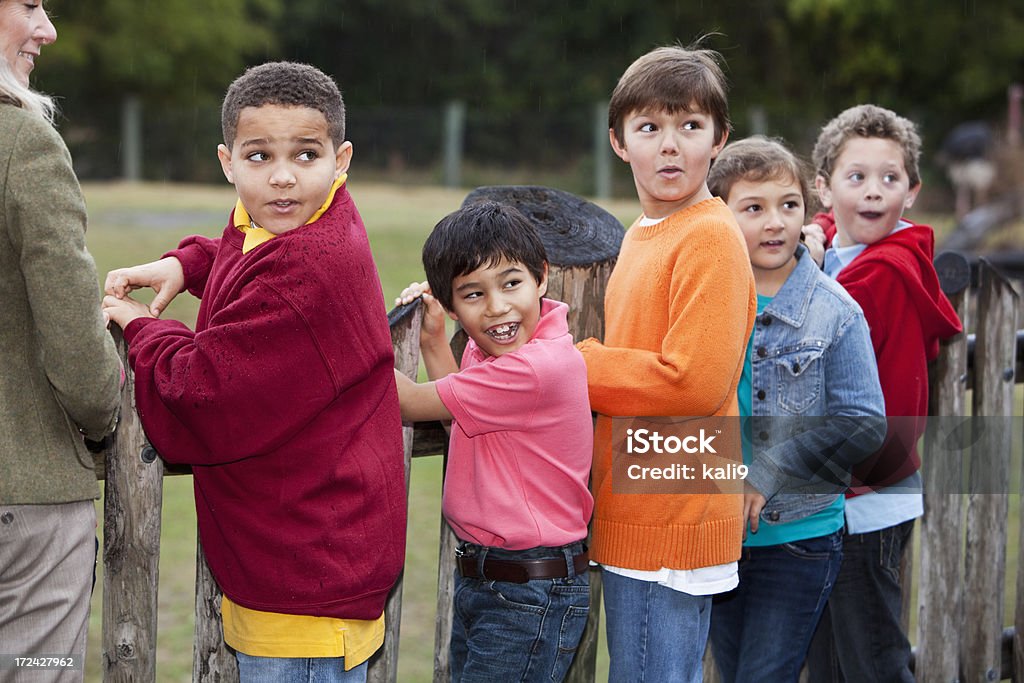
[456,550,589,584]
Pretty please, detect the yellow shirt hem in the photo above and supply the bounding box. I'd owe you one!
[221,595,385,669]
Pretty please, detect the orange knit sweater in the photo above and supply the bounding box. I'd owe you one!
[578,197,756,570]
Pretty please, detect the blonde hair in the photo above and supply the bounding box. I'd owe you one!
[0,43,56,123]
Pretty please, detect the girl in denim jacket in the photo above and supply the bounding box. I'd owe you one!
[706,137,886,683]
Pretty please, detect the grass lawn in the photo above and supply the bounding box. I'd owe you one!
[79,181,1017,682]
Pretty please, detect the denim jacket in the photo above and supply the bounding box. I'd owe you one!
[746,245,886,524]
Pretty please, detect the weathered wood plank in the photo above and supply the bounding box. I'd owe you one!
[963,260,1017,682]
[432,514,459,683]
[545,261,617,343]
[1018,418,1024,683]
[193,541,236,681]
[549,261,614,683]
[916,281,969,683]
[432,318,463,683]
[369,302,424,683]
[102,330,163,682]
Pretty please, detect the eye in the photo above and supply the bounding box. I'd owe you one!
[682,120,700,131]
[503,278,523,289]
[462,290,482,301]
[639,122,657,133]
[848,171,864,182]
[742,203,762,214]
[783,200,802,211]
[883,172,899,183]
[297,150,319,162]
[246,151,268,162]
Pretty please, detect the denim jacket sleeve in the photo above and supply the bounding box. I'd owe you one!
[746,302,887,502]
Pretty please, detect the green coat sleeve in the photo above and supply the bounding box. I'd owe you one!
[5,111,120,440]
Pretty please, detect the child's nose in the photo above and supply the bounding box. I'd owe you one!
[486,296,511,316]
[269,164,297,187]
[863,177,883,199]
[659,132,679,154]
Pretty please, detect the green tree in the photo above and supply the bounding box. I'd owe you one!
[37,0,282,179]
[783,0,1024,142]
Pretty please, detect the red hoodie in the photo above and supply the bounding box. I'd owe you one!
[814,212,963,491]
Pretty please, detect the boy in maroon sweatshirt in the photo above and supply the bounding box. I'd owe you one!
[103,62,405,681]
[804,104,962,682]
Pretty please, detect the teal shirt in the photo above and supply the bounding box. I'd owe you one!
[739,295,844,547]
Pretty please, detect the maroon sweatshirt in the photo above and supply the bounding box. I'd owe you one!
[124,186,406,619]
[815,213,963,491]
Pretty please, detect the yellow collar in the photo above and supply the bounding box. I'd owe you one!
[235,173,347,254]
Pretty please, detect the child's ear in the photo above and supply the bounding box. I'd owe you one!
[711,130,729,159]
[609,129,630,163]
[537,262,549,298]
[334,141,353,179]
[217,144,235,184]
[904,182,922,210]
[446,309,460,322]
[814,174,832,209]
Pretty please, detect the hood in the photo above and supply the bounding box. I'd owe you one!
[835,218,962,357]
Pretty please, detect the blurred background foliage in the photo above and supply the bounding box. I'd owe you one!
[34,0,1024,205]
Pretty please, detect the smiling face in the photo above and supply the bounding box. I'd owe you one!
[611,105,727,220]
[816,136,920,248]
[0,0,56,87]
[217,104,351,235]
[446,258,548,358]
[725,175,805,296]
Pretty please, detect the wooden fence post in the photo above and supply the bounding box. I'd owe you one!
[963,260,1018,682]
[193,543,236,681]
[432,493,460,683]
[917,251,971,682]
[102,330,163,681]
[1017,402,1024,683]
[431,328,467,683]
[367,303,425,683]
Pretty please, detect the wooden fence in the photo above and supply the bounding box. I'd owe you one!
[95,249,1022,682]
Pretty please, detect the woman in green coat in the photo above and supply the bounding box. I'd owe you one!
[0,2,121,677]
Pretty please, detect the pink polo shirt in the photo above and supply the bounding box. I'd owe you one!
[434,299,594,550]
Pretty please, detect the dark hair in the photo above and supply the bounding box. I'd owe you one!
[608,43,731,148]
[221,61,345,148]
[708,136,809,212]
[422,201,548,312]
[812,104,922,187]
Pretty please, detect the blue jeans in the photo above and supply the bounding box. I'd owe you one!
[709,531,843,683]
[449,542,589,682]
[602,568,712,683]
[235,654,367,683]
[805,520,915,683]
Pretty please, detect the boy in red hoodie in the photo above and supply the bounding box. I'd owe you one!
[804,104,962,682]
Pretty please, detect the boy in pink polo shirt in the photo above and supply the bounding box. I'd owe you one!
[394,200,593,682]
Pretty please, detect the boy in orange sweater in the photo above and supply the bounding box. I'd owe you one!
[577,44,756,682]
